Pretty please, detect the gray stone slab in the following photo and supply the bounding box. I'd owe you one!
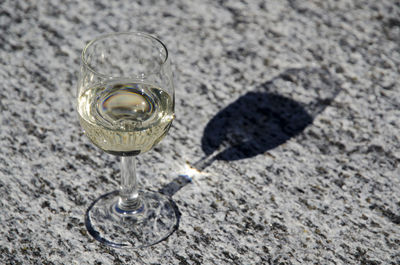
[0,0,399,264]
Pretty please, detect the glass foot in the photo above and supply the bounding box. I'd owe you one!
[85,190,179,248]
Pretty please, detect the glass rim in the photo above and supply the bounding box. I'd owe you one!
[81,31,169,78]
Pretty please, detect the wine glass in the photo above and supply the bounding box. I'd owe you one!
[76,32,177,248]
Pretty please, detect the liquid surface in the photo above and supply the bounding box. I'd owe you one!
[78,81,174,156]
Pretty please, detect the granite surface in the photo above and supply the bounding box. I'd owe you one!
[0,0,399,264]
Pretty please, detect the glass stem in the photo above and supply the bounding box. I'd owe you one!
[118,156,142,212]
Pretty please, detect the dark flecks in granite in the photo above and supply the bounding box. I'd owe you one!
[173,253,190,265]
[369,204,400,225]
[59,182,87,206]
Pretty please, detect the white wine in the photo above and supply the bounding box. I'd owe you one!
[77,80,174,156]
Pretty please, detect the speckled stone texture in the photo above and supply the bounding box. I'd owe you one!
[0,0,399,264]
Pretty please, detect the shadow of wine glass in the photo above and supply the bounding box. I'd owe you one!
[192,67,342,169]
[200,91,312,162]
[160,67,342,196]
[155,67,342,241]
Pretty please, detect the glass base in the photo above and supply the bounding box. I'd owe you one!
[85,190,179,248]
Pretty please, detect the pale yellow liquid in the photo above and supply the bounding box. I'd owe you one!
[77,81,174,156]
